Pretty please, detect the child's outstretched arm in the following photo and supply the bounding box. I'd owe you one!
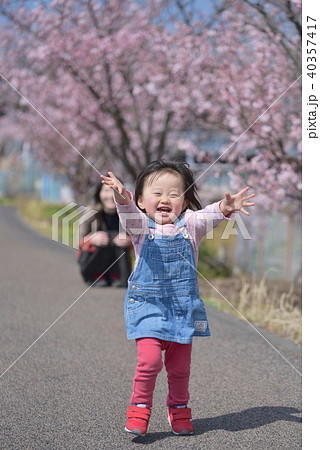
[100,172,130,205]
[219,186,255,216]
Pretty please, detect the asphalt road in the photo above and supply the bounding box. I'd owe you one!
[0,206,302,449]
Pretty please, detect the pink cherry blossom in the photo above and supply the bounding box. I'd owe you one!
[0,0,301,212]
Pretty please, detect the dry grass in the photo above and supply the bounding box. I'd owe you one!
[199,276,302,344]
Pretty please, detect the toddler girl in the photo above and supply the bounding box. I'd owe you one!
[101,160,254,436]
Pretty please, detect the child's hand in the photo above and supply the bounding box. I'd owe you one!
[220,186,255,216]
[100,172,130,205]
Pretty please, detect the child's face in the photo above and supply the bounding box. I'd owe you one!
[137,171,189,225]
[99,184,116,213]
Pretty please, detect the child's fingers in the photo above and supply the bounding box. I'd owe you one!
[101,172,126,200]
[101,173,116,181]
[238,186,250,195]
[107,171,117,180]
[101,178,112,185]
[102,178,113,183]
[240,207,250,216]
[243,193,255,201]
[101,174,118,189]
[243,202,255,207]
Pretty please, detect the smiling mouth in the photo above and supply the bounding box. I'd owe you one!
[157,206,171,213]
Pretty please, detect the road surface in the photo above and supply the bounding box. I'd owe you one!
[0,206,302,449]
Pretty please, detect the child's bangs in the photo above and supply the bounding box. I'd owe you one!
[145,169,182,186]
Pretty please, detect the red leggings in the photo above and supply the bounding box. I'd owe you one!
[130,338,192,407]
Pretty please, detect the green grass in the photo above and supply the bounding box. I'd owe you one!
[198,221,236,279]
[14,198,80,247]
[0,197,19,206]
[17,198,66,239]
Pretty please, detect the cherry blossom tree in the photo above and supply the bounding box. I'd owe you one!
[0,0,301,212]
[164,0,302,214]
[0,0,210,201]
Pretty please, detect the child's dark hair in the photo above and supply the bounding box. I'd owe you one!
[135,160,202,212]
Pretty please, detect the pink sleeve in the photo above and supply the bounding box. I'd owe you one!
[185,201,232,243]
[115,191,148,250]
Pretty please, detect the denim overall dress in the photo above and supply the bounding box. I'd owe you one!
[124,215,210,344]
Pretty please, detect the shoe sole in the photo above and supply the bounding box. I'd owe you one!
[124,426,146,436]
[167,416,194,435]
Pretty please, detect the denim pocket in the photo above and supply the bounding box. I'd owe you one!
[191,296,209,334]
[151,249,187,280]
[126,294,146,314]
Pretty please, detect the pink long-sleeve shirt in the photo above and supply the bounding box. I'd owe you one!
[116,191,230,270]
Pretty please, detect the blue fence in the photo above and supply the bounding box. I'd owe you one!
[0,166,73,204]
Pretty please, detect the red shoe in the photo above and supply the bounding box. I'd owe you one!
[168,405,193,435]
[125,405,151,436]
